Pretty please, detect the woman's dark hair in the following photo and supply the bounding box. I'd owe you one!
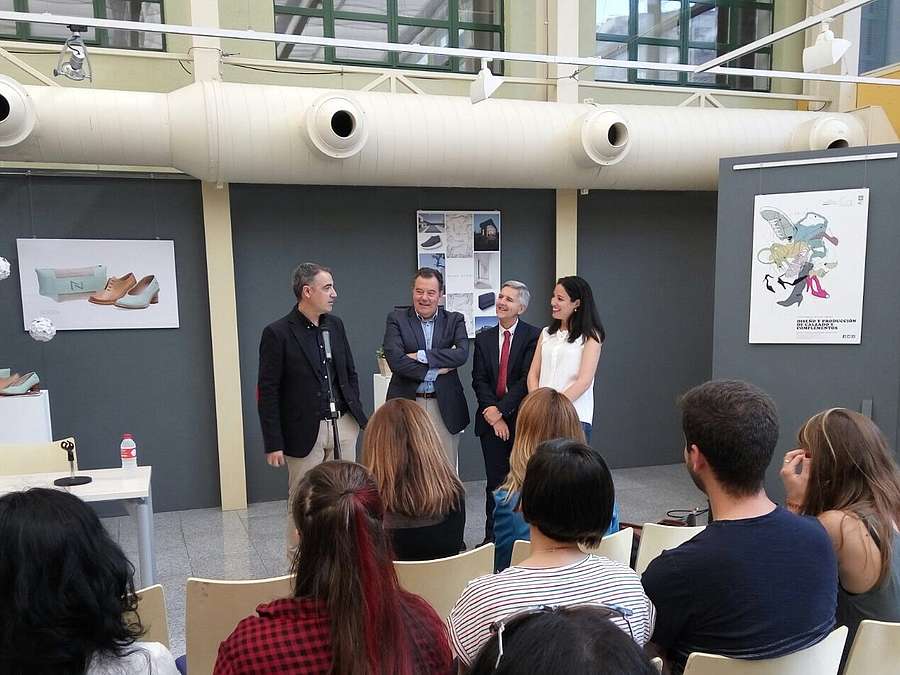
[291,461,421,675]
[520,438,615,548]
[469,606,658,675]
[0,488,144,674]
[548,275,605,344]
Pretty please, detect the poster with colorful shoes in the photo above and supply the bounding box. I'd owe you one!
[748,188,869,344]
[16,238,180,331]
[417,211,500,338]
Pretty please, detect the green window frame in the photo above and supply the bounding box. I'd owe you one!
[273,0,504,73]
[596,0,774,92]
[0,0,165,51]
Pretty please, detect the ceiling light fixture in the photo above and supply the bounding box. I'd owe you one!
[802,21,852,73]
[470,58,503,104]
[53,25,92,82]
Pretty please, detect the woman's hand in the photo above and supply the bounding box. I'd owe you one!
[779,449,810,511]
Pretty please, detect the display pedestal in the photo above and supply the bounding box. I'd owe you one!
[0,390,52,443]
[373,373,391,411]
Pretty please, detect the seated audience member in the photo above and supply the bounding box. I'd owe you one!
[468,606,659,675]
[363,398,466,560]
[215,461,452,675]
[781,408,900,652]
[493,388,618,570]
[449,439,654,670]
[642,380,838,674]
[0,488,179,675]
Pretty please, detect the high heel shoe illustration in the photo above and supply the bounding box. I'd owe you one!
[808,275,830,299]
[89,273,137,305]
[115,275,160,309]
[0,372,40,395]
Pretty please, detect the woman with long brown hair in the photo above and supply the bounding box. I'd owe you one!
[214,461,452,675]
[492,388,618,570]
[363,398,466,560]
[781,408,900,650]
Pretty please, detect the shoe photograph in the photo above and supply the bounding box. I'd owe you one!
[421,235,442,249]
[115,275,160,309]
[0,372,40,396]
[89,272,137,305]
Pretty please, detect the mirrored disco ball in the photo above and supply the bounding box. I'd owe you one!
[29,317,56,342]
[0,257,10,281]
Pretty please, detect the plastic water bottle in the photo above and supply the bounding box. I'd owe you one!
[120,434,138,472]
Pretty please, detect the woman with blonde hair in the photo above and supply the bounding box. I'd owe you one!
[781,408,900,652]
[492,388,618,570]
[363,398,466,560]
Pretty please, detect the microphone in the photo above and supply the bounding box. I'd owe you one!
[321,328,333,361]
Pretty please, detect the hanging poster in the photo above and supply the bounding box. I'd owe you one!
[417,210,500,338]
[17,238,180,331]
[748,189,868,344]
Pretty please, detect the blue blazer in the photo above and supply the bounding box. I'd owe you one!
[492,489,620,571]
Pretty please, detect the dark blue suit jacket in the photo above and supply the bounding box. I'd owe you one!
[382,307,470,434]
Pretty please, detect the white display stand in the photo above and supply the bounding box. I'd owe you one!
[373,373,391,411]
[0,390,53,443]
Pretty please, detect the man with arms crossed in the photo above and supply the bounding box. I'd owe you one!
[471,281,540,543]
[257,263,367,556]
[383,267,469,468]
[642,379,837,674]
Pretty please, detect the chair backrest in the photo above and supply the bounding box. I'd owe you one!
[186,575,292,675]
[511,529,635,568]
[129,584,169,648]
[394,544,495,620]
[650,656,663,673]
[682,626,848,675]
[0,437,77,475]
[635,523,705,575]
[843,620,900,675]
[583,527,634,567]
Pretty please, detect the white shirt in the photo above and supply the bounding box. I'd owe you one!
[537,327,595,424]
[497,318,519,359]
[87,642,179,675]
[448,554,655,666]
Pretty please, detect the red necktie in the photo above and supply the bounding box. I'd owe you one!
[496,330,511,398]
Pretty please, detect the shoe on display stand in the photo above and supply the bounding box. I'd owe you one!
[0,372,40,396]
[115,275,160,309]
[36,265,107,300]
[0,368,9,378]
[89,272,137,305]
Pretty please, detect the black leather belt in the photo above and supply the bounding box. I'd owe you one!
[416,392,437,399]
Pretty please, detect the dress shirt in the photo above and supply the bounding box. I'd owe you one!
[298,310,348,417]
[497,318,519,355]
[415,312,440,394]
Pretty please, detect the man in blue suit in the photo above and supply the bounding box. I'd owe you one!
[383,267,470,468]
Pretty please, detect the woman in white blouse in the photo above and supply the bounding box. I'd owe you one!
[527,276,605,440]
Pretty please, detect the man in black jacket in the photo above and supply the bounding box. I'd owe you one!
[257,262,367,555]
[383,267,470,469]
[472,281,540,542]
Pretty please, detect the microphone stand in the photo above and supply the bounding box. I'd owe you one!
[321,329,342,460]
[53,440,92,487]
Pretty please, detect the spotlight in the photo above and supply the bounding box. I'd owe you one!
[802,21,852,73]
[53,25,93,82]
[470,58,503,104]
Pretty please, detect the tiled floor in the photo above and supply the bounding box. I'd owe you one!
[103,463,704,657]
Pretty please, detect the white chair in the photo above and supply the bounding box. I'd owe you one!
[394,544,495,620]
[682,626,848,675]
[0,437,77,475]
[185,575,292,675]
[129,584,170,648]
[510,528,634,568]
[843,619,900,675]
[650,656,663,673]
[635,522,705,575]
[510,539,531,566]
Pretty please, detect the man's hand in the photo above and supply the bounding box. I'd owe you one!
[266,450,285,467]
[437,367,455,375]
[406,352,418,359]
[493,419,510,441]
[483,405,503,426]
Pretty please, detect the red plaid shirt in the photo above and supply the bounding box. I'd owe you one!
[213,594,452,674]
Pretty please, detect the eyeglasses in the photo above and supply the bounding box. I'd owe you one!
[487,602,635,670]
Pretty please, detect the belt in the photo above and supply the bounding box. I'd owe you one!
[322,409,348,421]
[416,392,437,399]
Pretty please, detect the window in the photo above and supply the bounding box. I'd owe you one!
[859,0,900,74]
[596,0,774,91]
[0,0,164,50]
[274,0,503,73]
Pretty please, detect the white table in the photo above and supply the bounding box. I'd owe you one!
[373,373,391,410]
[0,389,52,442]
[0,466,156,587]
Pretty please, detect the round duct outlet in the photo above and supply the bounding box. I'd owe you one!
[305,94,368,159]
[790,116,859,153]
[571,109,631,167]
[0,75,36,148]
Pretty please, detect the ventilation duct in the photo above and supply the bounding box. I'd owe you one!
[0,76,36,148]
[0,81,876,190]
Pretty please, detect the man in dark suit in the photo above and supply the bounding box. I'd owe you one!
[383,267,470,468]
[472,281,540,542]
[257,262,367,556]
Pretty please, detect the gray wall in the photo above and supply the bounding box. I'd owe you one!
[231,185,556,503]
[714,145,900,499]
[0,174,220,512]
[578,191,718,468]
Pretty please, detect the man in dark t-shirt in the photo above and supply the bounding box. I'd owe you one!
[642,380,837,674]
